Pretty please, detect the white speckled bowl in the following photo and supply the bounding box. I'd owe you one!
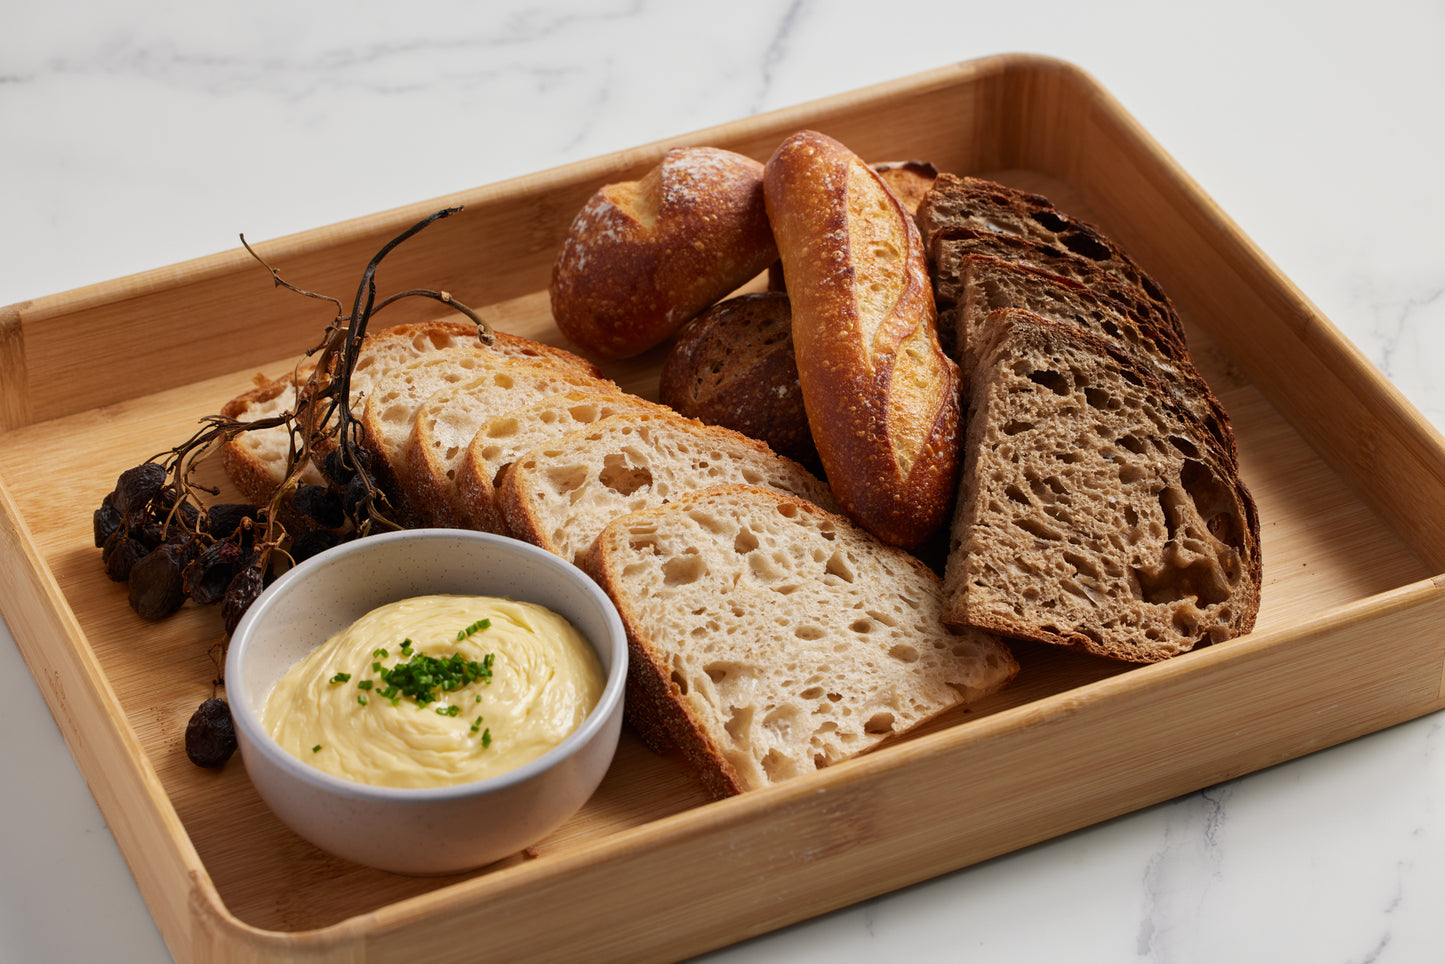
[225,529,627,876]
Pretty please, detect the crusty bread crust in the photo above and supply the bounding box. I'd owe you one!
[657,291,817,469]
[763,130,961,551]
[549,146,779,360]
[579,483,1018,798]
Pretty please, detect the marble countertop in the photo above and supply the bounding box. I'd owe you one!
[3,2,1443,960]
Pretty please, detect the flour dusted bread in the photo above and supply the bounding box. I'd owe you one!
[580,484,1018,798]
[497,409,836,564]
[455,391,670,533]
[943,309,1260,662]
[549,146,779,360]
[764,130,961,550]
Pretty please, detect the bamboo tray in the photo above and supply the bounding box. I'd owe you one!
[4,53,1445,962]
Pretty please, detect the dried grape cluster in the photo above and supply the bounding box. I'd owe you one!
[90,207,492,768]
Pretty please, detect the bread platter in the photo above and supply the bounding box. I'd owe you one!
[4,53,1445,961]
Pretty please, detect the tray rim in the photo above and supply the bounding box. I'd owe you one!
[4,52,1445,961]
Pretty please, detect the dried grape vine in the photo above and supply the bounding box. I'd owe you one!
[92,207,491,767]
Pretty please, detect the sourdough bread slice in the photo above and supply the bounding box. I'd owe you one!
[943,308,1260,662]
[400,361,622,528]
[579,483,1019,798]
[496,410,837,564]
[454,391,671,533]
[219,321,595,504]
[948,254,1237,463]
[917,174,1178,329]
[219,362,323,506]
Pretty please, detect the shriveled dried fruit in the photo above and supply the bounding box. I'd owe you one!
[102,530,146,582]
[292,484,345,529]
[222,563,266,635]
[112,462,166,517]
[207,503,259,539]
[185,697,238,768]
[184,540,243,606]
[290,528,340,563]
[93,501,123,548]
[128,544,187,619]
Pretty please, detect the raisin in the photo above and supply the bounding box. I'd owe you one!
[185,697,238,768]
[222,563,266,635]
[112,462,166,517]
[93,501,123,548]
[207,503,259,539]
[184,540,243,606]
[128,544,187,620]
[102,529,146,582]
[292,484,345,529]
[290,528,340,563]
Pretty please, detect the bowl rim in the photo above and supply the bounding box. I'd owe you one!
[225,528,628,803]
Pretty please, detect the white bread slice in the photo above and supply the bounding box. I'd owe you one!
[496,410,838,564]
[219,321,596,504]
[400,362,622,528]
[454,390,671,533]
[579,484,1019,798]
[942,308,1261,662]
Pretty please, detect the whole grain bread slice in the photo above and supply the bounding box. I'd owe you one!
[496,410,838,564]
[400,361,622,528]
[454,390,671,533]
[917,173,1179,330]
[942,308,1261,662]
[579,483,1019,798]
[947,254,1237,463]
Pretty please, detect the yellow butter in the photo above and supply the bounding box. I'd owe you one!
[262,594,604,789]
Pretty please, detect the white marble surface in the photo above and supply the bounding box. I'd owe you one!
[3,1,1444,961]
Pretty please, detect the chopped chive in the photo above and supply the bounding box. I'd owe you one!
[457,618,491,641]
[312,744,322,753]
[372,648,388,659]
[481,728,492,748]
[357,694,368,705]
[328,672,351,684]
[357,680,373,691]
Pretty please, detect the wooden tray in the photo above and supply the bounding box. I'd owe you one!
[4,53,1445,962]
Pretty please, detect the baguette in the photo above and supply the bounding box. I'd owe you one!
[549,146,779,360]
[763,130,961,550]
[943,308,1260,661]
[579,484,1018,798]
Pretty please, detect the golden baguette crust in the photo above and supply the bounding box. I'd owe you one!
[763,130,961,550]
[549,146,779,360]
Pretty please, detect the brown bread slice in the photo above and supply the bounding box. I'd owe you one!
[580,484,1019,798]
[942,309,1260,662]
[400,360,622,528]
[917,173,1179,331]
[454,390,671,533]
[496,409,837,565]
[948,254,1236,463]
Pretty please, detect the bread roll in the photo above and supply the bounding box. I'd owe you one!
[657,291,817,468]
[549,147,778,360]
[762,130,961,550]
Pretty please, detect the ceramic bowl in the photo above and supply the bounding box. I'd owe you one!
[224,529,627,875]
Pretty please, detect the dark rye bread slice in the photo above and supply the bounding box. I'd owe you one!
[917,173,1180,334]
[943,309,1260,662]
[579,484,1019,798]
[948,254,1237,464]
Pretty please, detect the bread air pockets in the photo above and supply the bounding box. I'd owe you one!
[581,484,1018,799]
[941,308,1261,662]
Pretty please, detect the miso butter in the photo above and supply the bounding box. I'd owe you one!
[262,594,604,788]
